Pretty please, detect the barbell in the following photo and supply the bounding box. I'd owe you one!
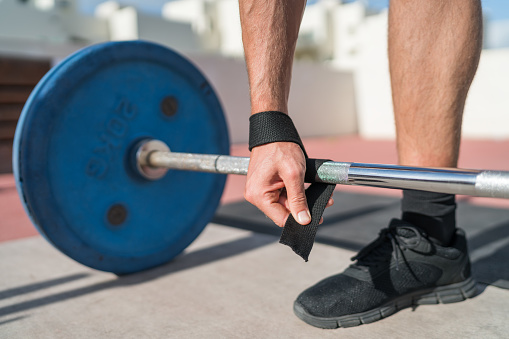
[135,139,509,197]
[13,40,509,274]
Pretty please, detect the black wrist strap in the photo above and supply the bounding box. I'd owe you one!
[249,111,336,261]
[249,111,308,158]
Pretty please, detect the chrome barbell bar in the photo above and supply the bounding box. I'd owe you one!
[135,139,509,199]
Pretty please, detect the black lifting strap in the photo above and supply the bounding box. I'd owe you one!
[249,111,336,261]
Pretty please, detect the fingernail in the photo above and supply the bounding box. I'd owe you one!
[297,210,311,224]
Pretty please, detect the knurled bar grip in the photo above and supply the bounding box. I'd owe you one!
[142,149,509,199]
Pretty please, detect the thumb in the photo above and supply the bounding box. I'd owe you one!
[285,178,310,225]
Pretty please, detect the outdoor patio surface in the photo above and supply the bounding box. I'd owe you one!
[1,135,508,338]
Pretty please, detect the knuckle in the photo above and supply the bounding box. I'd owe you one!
[243,187,256,203]
[284,167,304,181]
[288,194,307,207]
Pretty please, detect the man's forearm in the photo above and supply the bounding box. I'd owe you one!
[239,0,306,115]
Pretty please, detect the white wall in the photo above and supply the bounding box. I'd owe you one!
[0,0,108,44]
[297,1,330,59]
[289,62,357,140]
[2,0,506,142]
[350,10,509,140]
[188,55,250,143]
[331,2,365,70]
[162,0,221,52]
[138,13,202,53]
[189,55,358,144]
[102,5,202,54]
[0,0,93,59]
[0,0,68,43]
[215,0,243,58]
[352,10,394,139]
[463,49,509,139]
[0,0,202,56]
[163,0,245,57]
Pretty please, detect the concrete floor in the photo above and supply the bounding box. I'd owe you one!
[1,224,508,339]
[2,136,509,338]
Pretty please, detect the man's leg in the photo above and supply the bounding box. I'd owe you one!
[293,1,482,328]
[390,0,482,168]
[389,0,483,245]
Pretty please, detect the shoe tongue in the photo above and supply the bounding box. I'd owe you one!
[388,219,419,237]
[388,219,433,253]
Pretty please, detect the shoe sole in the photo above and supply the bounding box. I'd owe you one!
[293,276,477,329]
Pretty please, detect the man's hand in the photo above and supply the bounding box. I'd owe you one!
[239,1,333,227]
[245,142,333,227]
[245,142,308,227]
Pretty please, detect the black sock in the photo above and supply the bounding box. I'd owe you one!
[401,190,456,246]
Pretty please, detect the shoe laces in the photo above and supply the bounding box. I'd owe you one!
[351,225,423,271]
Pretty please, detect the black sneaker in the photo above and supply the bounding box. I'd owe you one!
[293,219,477,329]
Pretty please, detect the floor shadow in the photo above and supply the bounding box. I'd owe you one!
[473,246,509,289]
[213,198,398,252]
[0,273,91,301]
[0,233,275,318]
[316,202,400,228]
[3,192,508,320]
[215,192,509,290]
[469,220,509,289]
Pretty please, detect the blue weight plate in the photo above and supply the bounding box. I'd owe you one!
[13,40,229,274]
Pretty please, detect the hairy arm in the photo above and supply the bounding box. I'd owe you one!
[239,0,306,114]
[239,1,323,227]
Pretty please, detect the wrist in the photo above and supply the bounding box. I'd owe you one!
[250,102,288,115]
[248,111,307,158]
